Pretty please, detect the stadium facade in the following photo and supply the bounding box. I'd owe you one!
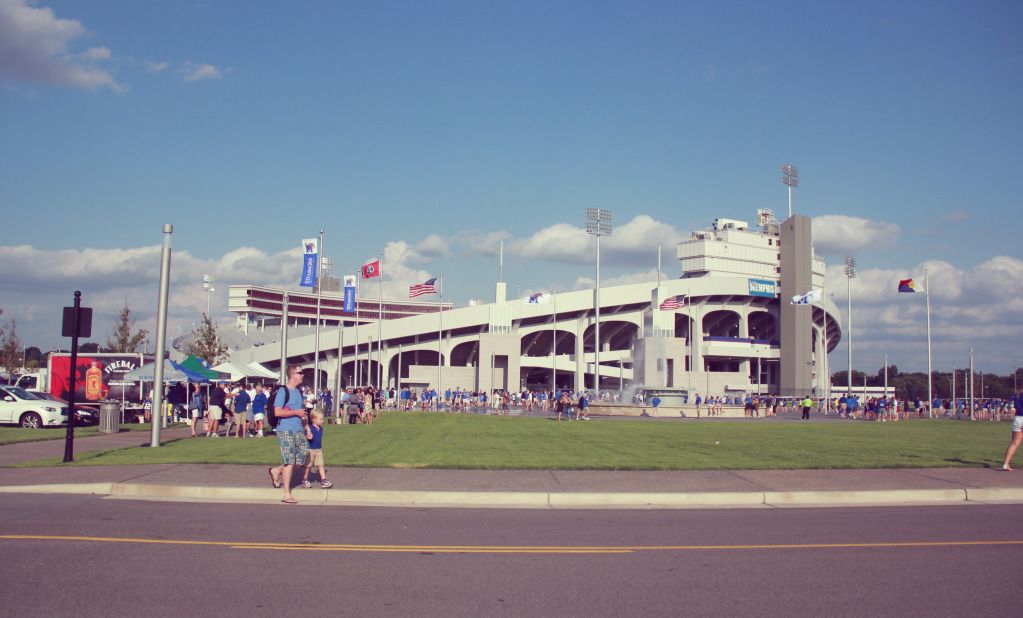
[228,211,841,398]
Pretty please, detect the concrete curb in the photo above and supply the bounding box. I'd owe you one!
[763,489,968,508]
[3,483,1023,509]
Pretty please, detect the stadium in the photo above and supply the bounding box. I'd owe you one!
[228,211,841,399]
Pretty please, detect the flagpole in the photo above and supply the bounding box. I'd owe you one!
[823,280,830,410]
[551,289,557,392]
[313,229,324,396]
[687,291,692,399]
[378,255,383,388]
[336,315,344,417]
[355,275,360,387]
[925,268,933,418]
[437,274,443,405]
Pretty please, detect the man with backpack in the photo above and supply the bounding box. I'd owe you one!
[268,365,313,504]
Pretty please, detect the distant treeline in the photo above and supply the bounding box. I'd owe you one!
[831,366,1022,400]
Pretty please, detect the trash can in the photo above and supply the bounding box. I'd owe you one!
[99,400,120,434]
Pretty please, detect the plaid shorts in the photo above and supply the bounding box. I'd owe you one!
[276,430,309,465]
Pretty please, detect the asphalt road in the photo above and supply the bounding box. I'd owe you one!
[1,495,1018,617]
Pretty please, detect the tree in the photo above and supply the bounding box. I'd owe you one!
[24,346,42,370]
[186,313,228,365]
[0,316,22,373]
[106,303,149,353]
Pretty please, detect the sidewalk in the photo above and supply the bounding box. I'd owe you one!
[1,428,1022,509]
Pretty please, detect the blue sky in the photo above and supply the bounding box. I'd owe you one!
[1,0,1021,374]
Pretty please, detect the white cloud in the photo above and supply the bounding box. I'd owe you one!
[812,214,900,255]
[2,233,1021,373]
[0,0,124,92]
[81,46,110,60]
[181,62,222,82]
[415,234,449,259]
[144,60,168,73]
[459,230,511,257]
[509,215,686,266]
[823,256,1023,372]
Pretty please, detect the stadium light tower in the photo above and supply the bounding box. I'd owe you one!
[202,274,215,316]
[586,208,613,392]
[781,164,799,219]
[844,256,856,395]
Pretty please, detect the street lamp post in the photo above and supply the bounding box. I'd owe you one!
[585,208,613,394]
[781,164,799,219]
[844,256,856,398]
[202,275,214,316]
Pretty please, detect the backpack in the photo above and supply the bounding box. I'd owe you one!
[265,385,290,429]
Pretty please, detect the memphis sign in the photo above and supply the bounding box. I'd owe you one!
[748,278,779,298]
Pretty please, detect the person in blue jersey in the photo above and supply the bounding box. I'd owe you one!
[268,366,312,504]
[301,409,333,489]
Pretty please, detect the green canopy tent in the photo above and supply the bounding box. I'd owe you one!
[179,355,230,381]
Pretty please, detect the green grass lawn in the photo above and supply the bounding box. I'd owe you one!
[17,413,1010,470]
[0,422,166,446]
[0,426,101,445]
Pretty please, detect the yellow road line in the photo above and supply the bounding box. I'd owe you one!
[1,534,1021,555]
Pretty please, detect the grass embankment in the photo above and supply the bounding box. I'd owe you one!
[17,413,1008,470]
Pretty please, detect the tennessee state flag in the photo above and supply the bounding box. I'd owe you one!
[362,260,381,279]
[898,278,917,293]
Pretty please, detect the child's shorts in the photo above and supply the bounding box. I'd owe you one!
[307,448,324,467]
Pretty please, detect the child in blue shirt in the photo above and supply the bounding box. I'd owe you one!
[301,409,333,489]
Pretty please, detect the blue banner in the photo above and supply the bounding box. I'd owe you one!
[300,254,318,287]
[300,238,318,288]
[343,274,356,312]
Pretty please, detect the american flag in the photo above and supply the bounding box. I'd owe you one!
[659,294,686,310]
[409,278,438,298]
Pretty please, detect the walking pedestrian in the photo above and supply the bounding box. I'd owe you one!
[301,410,334,489]
[268,366,311,504]
[251,383,267,437]
[1000,389,1023,471]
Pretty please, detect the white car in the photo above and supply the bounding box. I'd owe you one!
[0,386,68,428]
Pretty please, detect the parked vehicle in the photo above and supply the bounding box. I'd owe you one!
[0,386,68,428]
[32,392,97,425]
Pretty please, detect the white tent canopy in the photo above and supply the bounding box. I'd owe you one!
[212,361,278,382]
[246,362,278,379]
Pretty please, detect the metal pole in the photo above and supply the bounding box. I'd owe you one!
[313,229,324,395]
[63,291,81,463]
[595,233,601,393]
[687,293,692,397]
[150,224,172,448]
[336,319,343,417]
[845,257,855,397]
[437,275,443,399]
[355,277,360,386]
[782,164,798,219]
[551,289,557,392]
[279,292,289,383]
[884,353,888,398]
[378,259,384,388]
[969,348,974,420]
[945,366,953,411]
[925,269,932,418]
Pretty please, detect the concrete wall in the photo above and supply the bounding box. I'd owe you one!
[779,215,814,396]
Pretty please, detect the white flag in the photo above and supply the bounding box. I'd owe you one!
[791,289,821,305]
